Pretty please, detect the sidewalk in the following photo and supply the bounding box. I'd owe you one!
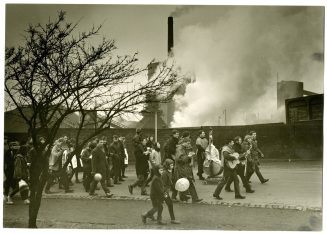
[40,161,322,212]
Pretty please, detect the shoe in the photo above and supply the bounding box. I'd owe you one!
[141,214,147,224]
[149,215,156,221]
[261,179,269,184]
[235,195,246,199]
[114,181,122,185]
[172,198,179,202]
[225,188,234,192]
[65,189,74,193]
[89,193,98,196]
[141,192,149,196]
[128,185,133,194]
[24,199,30,204]
[157,221,167,225]
[246,189,255,193]
[122,175,128,178]
[6,196,14,205]
[248,180,252,183]
[213,195,223,200]
[192,198,203,203]
[108,184,114,187]
[199,177,205,181]
[171,220,181,224]
[105,193,113,198]
[44,190,51,194]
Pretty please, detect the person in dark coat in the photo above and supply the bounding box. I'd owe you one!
[213,139,245,200]
[4,141,17,204]
[174,131,202,203]
[141,164,166,225]
[163,130,179,162]
[81,141,97,192]
[89,142,113,197]
[11,145,30,204]
[128,137,150,195]
[161,159,181,224]
[109,135,123,184]
[163,130,179,200]
[246,131,269,184]
[225,136,254,193]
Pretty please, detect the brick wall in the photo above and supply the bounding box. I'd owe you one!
[5,121,322,161]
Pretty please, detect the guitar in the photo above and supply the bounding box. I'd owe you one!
[240,143,252,165]
[227,152,240,169]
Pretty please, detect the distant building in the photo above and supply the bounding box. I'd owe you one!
[285,94,323,124]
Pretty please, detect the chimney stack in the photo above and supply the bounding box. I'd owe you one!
[168,16,174,56]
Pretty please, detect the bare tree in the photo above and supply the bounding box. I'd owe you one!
[5,11,178,228]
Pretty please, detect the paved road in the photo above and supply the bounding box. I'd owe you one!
[39,161,323,210]
[3,198,322,230]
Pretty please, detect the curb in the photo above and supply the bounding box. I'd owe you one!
[42,194,322,212]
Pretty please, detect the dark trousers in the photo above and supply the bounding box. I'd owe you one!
[83,170,92,192]
[164,194,176,220]
[180,179,199,201]
[131,173,148,194]
[214,168,241,197]
[4,175,16,196]
[112,157,121,182]
[89,177,110,195]
[146,168,155,185]
[226,164,252,191]
[145,198,163,221]
[120,158,125,177]
[245,162,265,183]
[197,153,204,177]
[9,179,29,200]
[45,170,69,192]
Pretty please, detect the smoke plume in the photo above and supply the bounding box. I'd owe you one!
[170,5,197,17]
[171,6,324,127]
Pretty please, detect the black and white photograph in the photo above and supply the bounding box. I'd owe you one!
[2,0,325,231]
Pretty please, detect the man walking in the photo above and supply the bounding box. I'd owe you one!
[196,130,208,180]
[213,138,245,200]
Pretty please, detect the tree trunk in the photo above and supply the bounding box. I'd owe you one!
[28,169,48,228]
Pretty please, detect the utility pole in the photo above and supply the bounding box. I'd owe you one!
[223,109,227,126]
[155,111,158,142]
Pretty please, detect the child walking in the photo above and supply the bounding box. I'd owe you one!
[141,165,166,225]
[162,159,181,224]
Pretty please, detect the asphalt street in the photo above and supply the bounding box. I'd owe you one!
[3,198,322,230]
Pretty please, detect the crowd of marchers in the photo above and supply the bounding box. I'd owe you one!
[4,128,269,226]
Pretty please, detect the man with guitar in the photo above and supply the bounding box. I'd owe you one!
[225,136,255,193]
[213,138,245,200]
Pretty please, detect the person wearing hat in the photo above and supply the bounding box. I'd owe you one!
[246,131,269,184]
[141,164,166,225]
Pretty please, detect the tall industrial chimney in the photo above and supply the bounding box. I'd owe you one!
[168,16,174,56]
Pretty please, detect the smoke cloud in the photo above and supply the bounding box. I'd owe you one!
[171,6,324,127]
[170,5,197,17]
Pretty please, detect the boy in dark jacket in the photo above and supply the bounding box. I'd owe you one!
[162,159,181,224]
[141,165,166,225]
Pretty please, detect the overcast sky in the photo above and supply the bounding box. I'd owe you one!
[4,3,325,125]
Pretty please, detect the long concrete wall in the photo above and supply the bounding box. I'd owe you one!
[5,121,323,161]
